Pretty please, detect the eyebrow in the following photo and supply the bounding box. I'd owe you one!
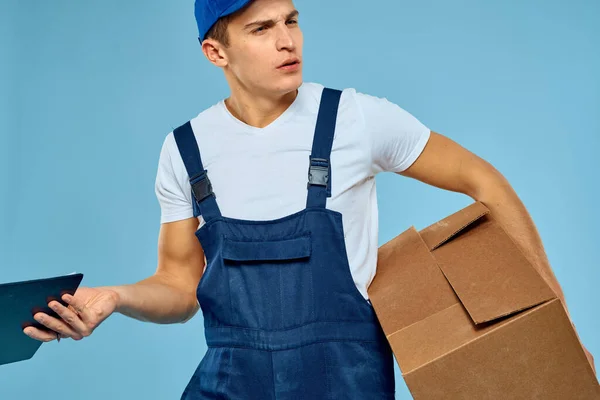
[244,10,299,29]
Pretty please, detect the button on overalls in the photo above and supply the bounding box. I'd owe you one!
[175,88,395,399]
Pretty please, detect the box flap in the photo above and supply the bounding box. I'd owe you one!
[368,227,459,335]
[425,209,556,324]
[421,202,490,251]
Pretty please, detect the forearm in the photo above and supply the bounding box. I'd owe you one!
[103,275,200,324]
[472,172,570,318]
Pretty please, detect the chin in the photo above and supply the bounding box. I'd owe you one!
[272,74,303,94]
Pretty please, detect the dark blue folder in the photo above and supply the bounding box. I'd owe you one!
[0,273,84,366]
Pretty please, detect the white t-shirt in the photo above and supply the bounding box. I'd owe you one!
[155,82,430,300]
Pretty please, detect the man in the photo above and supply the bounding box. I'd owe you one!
[23,0,595,398]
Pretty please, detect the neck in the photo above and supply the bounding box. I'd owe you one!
[224,84,299,129]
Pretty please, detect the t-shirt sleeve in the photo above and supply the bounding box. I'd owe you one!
[154,132,195,224]
[355,90,431,174]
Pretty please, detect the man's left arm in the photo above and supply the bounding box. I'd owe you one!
[400,131,567,315]
[400,131,599,374]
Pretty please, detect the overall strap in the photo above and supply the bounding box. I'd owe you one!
[306,88,342,209]
[172,121,222,222]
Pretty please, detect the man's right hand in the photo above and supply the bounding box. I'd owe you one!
[23,286,120,342]
[23,217,206,338]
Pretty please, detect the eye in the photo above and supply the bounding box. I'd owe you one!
[253,25,267,34]
[287,19,298,25]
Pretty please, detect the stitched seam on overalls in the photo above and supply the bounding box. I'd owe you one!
[325,345,333,400]
[206,319,372,331]
[226,348,233,396]
[309,249,316,321]
[227,260,234,326]
[207,339,382,352]
[279,264,283,333]
[270,351,276,400]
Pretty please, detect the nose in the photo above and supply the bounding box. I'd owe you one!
[275,23,296,52]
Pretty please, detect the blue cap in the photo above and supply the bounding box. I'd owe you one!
[195,0,253,41]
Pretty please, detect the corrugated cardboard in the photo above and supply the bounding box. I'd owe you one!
[369,202,600,399]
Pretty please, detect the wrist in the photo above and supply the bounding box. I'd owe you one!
[99,285,124,312]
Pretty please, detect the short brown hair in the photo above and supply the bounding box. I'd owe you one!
[204,14,234,47]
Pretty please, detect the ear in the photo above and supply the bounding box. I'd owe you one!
[201,38,229,68]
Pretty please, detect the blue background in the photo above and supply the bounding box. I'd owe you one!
[1,0,598,398]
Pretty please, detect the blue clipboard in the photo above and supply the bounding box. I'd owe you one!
[0,273,84,366]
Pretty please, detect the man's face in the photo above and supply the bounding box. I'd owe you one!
[222,0,303,96]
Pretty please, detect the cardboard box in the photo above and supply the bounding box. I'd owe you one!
[368,202,600,399]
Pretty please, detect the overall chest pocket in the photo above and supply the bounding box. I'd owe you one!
[222,233,315,330]
[222,234,312,262]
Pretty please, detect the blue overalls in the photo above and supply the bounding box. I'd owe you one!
[174,88,395,399]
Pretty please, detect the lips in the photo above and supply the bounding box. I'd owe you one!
[278,58,300,68]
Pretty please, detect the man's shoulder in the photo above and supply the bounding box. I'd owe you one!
[308,82,390,111]
[185,101,224,129]
[302,82,364,111]
[163,101,224,141]
[304,81,360,97]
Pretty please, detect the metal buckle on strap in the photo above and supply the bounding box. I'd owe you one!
[307,158,329,188]
[190,171,215,202]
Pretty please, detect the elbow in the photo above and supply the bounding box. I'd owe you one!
[463,159,514,205]
[180,295,200,324]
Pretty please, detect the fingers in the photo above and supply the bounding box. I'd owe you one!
[23,326,62,342]
[49,301,89,339]
[22,293,98,343]
[62,294,89,322]
[31,311,84,341]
